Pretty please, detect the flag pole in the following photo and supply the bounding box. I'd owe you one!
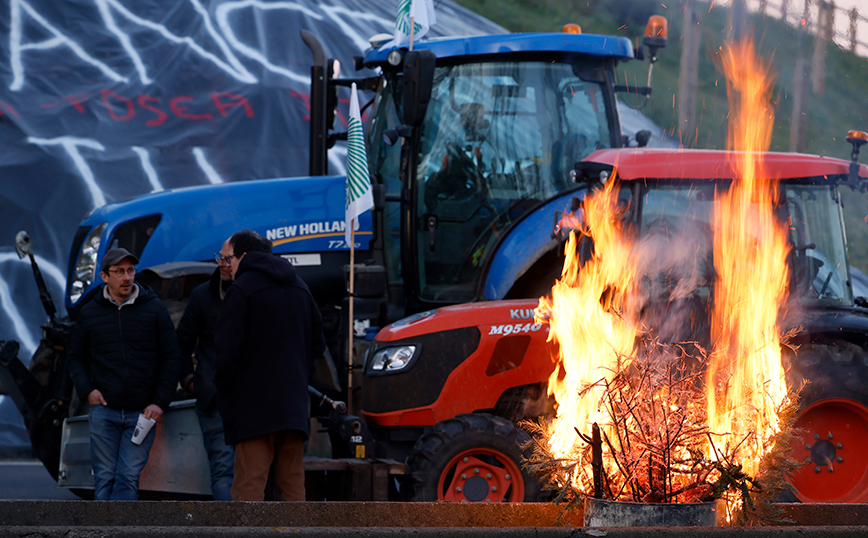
[348,222,356,415]
[409,16,415,51]
[344,81,371,416]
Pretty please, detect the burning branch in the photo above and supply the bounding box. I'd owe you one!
[522,339,801,522]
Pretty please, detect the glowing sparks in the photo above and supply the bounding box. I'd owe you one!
[538,37,791,506]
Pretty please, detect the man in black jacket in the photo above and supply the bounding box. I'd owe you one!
[175,238,236,500]
[68,248,181,500]
[215,230,325,501]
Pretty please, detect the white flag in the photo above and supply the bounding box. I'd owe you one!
[387,0,437,48]
[345,83,373,247]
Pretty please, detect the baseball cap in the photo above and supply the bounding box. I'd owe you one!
[102,248,139,272]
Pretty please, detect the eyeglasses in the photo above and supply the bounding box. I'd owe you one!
[107,268,136,277]
[214,253,236,265]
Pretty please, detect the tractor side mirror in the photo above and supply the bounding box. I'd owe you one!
[402,49,436,127]
[14,230,33,259]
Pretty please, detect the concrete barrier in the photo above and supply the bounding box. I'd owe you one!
[1,501,867,537]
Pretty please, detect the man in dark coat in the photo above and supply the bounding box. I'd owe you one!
[175,238,236,500]
[67,248,181,500]
[214,229,325,501]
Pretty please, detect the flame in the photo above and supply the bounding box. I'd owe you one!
[706,38,789,476]
[538,37,790,502]
[537,175,639,462]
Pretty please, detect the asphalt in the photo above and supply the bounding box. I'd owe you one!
[1,501,868,537]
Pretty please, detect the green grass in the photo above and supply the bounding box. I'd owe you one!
[453,0,868,270]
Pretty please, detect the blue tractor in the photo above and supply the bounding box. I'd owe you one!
[1,19,669,497]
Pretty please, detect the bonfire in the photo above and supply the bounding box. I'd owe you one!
[524,38,801,525]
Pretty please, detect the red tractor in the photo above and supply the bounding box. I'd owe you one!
[350,141,868,503]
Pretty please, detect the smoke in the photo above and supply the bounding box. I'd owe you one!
[627,217,713,347]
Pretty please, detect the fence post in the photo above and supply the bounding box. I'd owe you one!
[678,0,701,146]
[730,0,747,42]
[790,57,809,153]
[811,0,834,96]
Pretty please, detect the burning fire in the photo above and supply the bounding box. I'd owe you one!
[536,38,791,504]
[706,39,789,479]
[540,177,640,460]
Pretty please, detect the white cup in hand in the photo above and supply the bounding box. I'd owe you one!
[131,414,157,445]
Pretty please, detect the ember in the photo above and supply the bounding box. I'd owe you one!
[528,37,799,522]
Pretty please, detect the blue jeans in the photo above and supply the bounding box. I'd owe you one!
[196,405,234,500]
[89,405,157,500]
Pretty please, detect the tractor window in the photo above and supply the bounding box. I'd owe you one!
[415,60,613,302]
[785,185,852,306]
[637,182,853,308]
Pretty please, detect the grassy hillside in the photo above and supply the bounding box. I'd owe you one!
[452,0,868,271]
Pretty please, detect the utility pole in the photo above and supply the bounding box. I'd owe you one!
[678,0,701,146]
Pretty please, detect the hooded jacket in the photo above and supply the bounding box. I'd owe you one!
[214,251,325,445]
[68,282,181,412]
[176,268,225,411]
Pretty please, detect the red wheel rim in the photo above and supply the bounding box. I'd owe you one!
[787,398,868,503]
[436,448,525,502]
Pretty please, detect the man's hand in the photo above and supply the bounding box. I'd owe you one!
[87,389,107,406]
[143,404,163,420]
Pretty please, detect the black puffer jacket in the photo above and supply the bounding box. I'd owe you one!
[176,269,224,411]
[214,251,325,445]
[68,283,181,412]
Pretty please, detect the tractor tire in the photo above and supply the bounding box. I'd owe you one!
[407,413,545,502]
[781,339,868,503]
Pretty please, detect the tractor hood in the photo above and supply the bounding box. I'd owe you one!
[375,299,541,342]
[362,299,554,427]
[68,174,371,310]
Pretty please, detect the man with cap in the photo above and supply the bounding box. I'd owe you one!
[68,248,181,500]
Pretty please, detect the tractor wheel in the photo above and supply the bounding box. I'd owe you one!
[407,413,544,502]
[782,340,868,502]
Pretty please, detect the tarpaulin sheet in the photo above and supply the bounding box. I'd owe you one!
[0,0,506,360]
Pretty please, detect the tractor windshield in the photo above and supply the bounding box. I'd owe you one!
[633,180,853,308]
[784,184,852,306]
[413,60,614,302]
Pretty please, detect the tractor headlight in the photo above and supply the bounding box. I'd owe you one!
[69,222,107,303]
[369,345,417,372]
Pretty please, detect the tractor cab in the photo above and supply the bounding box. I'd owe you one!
[313,19,668,315]
[574,148,864,311]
